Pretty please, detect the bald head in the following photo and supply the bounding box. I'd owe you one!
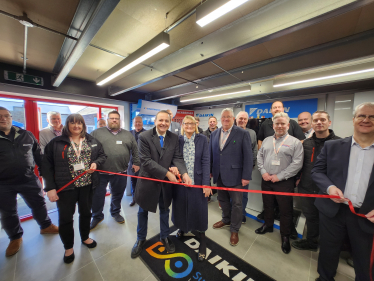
[298,112,312,133]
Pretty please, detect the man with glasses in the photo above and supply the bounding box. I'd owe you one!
[90,110,140,229]
[0,106,59,257]
[313,102,374,281]
[39,111,63,153]
[210,108,253,246]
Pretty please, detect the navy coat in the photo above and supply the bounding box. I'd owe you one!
[172,133,210,232]
[210,125,253,187]
[312,137,374,234]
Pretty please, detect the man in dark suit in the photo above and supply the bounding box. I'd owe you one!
[312,102,374,281]
[131,110,192,259]
[210,108,253,246]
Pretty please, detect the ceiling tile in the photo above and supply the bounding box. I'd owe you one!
[176,62,223,81]
[354,3,374,33]
[133,75,185,92]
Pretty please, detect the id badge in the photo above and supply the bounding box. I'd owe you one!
[116,140,122,144]
[271,159,280,166]
[73,162,85,171]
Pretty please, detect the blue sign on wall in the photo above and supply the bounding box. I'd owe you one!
[245,98,318,118]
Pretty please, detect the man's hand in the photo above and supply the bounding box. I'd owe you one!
[242,179,250,186]
[169,167,179,176]
[166,171,178,183]
[87,163,97,174]
[47,189,59,202]
[262,173,271,181]
[270,175,280,183]
[132,165,140,173]
[182,173,192,185]
[365,210,374,223]
[203,186,213,197]
[328,186,349,203]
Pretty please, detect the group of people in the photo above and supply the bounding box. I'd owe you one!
[0,100,373,281]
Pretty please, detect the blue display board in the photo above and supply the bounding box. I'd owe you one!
[245,98,318,118]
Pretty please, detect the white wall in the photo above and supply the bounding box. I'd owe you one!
[353,91,374,108]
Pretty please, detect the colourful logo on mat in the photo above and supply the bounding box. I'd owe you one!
[146,242,193,278]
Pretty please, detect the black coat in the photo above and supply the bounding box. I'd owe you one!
[42,133,107,192]
[299,130,340,193]
[135,127,188,213]
[172,133,210,232]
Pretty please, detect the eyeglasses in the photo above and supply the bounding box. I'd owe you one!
[0,114,12,119]
[108,118,120,121]
[356,115,374,121]
[221,116,233,119]
[183,123,196,127]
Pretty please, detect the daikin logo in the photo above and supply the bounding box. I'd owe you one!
[249,108,257,115]
[196,113,214,117]
[248,107,290,116]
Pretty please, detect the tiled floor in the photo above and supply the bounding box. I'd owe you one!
[0,195,355,281]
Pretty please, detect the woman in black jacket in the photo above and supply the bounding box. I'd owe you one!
[42,114,107,263]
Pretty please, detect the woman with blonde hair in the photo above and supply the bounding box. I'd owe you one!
[171,115,211,262]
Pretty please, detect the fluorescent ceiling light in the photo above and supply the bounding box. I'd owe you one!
[274,68,374,88]
[335,100,351,103]
[180,90,249,103]
[97,32,170,86]
[196,0,249,27]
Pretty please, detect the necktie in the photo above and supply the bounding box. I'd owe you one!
[159,136,164,148]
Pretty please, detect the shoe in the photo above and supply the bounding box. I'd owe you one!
[347,257,354,268]
[290,227,298,240]
[281,236,291,254]
[5,238,22,257]
[112,214,125,224]
[161,237,175,253]
[176,230,184,238]
[198,253,206,262]
[131,240,146,259]
[82,239,97,249]
[40,224,59,234]
[90,218,104,230]
[213,221,230,229]
[291,239,318,252]
[230,232,239,246]
[257,211,265,220]
[63,252,75,264]
[255,224,273,234]
[242,217,246,224]
[129,200,135,207]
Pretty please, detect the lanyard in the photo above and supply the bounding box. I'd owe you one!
[307,129,314,138]
[273,134,289,158]
[70,137,84,162]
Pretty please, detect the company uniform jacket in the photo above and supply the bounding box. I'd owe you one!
[169,121,181,135]
[210,125,253,186]
[135,127,188,213]
[312,137,374,234]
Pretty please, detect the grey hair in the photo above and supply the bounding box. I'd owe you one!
[134,115,143,121]
[47,111,61,120]
[353,102,374,117]
[236,111,249,119]
[272,112,290,122]
[221,108,234,117]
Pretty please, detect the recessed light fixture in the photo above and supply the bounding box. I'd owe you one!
[180,90,249,103]
[196,0,249,27]
[273,68,374,88]
[335,100,352,103]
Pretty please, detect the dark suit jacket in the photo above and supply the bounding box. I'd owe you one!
[210,125,253,187]
[135,127,187,212]
[312,136,374,234]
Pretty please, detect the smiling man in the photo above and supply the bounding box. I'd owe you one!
[39,111,63,153]
[298,112,314,139]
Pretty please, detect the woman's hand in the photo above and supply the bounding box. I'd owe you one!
[203,186,213,197]
[87,163,97,174]
[169,167,179,176]
[47,190,59,202]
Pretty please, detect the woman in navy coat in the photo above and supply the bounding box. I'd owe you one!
[171,115,211,262]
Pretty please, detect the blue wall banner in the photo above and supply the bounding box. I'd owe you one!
[245,98,318,118]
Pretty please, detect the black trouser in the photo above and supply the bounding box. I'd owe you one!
[299,188,319,244]
[318,204,373,281]
[262,178,294,236]
[57,185,93,250]
[0,178,51,241]
[131,173,138,197]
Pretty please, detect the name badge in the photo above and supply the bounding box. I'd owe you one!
[175,129,178,132]
[116,141,122,144]
[271,159,280,166]
[23,144,32,146]
[91,144,97,147]
[73,162,85,171]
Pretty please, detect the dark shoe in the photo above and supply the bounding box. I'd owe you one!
[82,239,97,249]
[230,232,239,246]
[257,211,264,220]
[90,218,104,230]
[176,230,184,238]
[213,221,230,229]
[281,236,291,254]
[347,257,354,268]
[255,224,273,234]
[40,224,59,234]
[290,227,299,240]
[112,214,125,224]
[6,238,22,257]
[131,240,146,259]
[198,253,206,262]
[242,216,246,224]
[161,237,175,253]
[63,252,75,264]
[129,200,135,207]
[291,239,318,252]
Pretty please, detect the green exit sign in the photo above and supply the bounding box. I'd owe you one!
[4,71,44,86]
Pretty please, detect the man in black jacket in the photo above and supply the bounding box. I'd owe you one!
[292,110,340,251]
[0,107,58,257]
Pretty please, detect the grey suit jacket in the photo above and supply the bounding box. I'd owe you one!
[135,127,187,212]
[169,121,181,135]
